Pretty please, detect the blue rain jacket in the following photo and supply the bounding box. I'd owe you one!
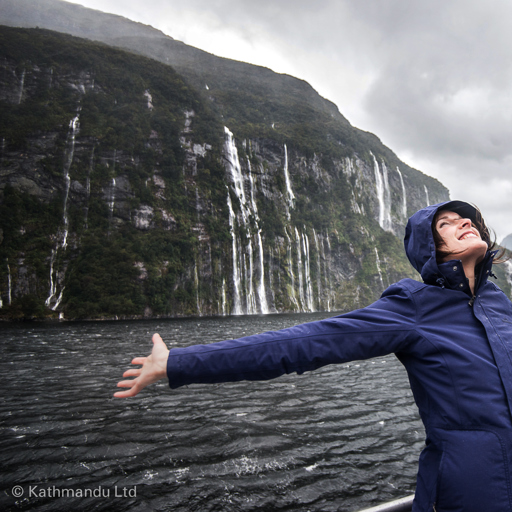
[167,201,512,512]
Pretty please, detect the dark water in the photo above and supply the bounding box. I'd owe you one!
[0,313,424,512]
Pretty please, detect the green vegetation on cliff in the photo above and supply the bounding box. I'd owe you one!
[0,26,452,320]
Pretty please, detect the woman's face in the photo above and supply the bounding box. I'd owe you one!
[434,210,488,263]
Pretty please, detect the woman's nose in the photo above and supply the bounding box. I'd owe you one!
[460,217,472,228]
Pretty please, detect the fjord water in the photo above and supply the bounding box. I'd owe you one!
[1,313,423,511]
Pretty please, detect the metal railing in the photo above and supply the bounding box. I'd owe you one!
[357,494,414,512]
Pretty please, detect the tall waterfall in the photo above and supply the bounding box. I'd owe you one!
[283,144,295,213]
[371,153,393,232]
[244,240,257,313]
[62,114,80,249]
[221,279,227,316]
[224,127,269,314]
[248,158,269,314]
[257,230,270,313]
[227,192,243,315]
[295,228,306,309]
[45,114,79,310]
[396,167,407,218]
[424,185,430,206]
[194,263,201,316]
[7,262,12,306]
[45,249,57,307]
[302,231,315,312]
[313,229,322,311]
[224,127,249,224]
[285,228,299,311]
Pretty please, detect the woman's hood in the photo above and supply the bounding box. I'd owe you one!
[404,200,480,284]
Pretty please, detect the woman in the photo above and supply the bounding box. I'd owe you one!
[115,200,512,512]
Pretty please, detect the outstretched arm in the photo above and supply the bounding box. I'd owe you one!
[114,333,170,398]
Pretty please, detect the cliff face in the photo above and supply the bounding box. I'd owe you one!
[0,26,449,320]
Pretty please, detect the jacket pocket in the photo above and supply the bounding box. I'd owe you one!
[434,429,511,512]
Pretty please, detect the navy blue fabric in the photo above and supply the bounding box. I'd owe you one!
[167,201,512,512]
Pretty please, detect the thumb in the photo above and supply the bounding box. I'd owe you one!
[152,332,164,346]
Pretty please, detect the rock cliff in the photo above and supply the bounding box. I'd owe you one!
[0,25,449,320]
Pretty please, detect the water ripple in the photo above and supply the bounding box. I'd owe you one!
[0,314,423,511]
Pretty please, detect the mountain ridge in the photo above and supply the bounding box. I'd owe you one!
[0,8,474,320]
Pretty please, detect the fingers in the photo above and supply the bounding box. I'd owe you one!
[113,379,140,398]
[131,356,147,365]
[122,368,142,378]
[116,379,136,389]
[113,388,138,398]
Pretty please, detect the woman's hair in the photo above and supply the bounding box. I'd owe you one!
[433,204,509,263]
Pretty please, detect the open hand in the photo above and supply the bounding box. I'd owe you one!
[114,333,170,398]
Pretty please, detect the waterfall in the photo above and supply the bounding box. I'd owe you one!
[248,158,258,215]
[396,167,407,218]
[227,192,242,315]
[144,90,154,110]
[244,239,257,314]
[283,144,295,213]
[248,158,269,313]
[302,231,315,312]
[45,249,57,307]
[224,127,270,314]
[424,185,430,206]
[43,112,80,311]
[382,162,392,226]
[7,263,12,306]
[62,114,80,249]
[372,153,385,227]
[109,178,116,218]
[375,247,385,290]
[285,228,299,310]
[84,146,94,230]
[256,230,270,313]
[313,229,322,310]
[295,228,306,310]
[194,263,201,316]
[221,278,227,316]
[17,69,25,104]
[371,153,393,232]
[53,287,65,311]
[322,233,335,312]
[224,127,249,224]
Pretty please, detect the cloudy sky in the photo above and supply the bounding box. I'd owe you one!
[65,0,512,241]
